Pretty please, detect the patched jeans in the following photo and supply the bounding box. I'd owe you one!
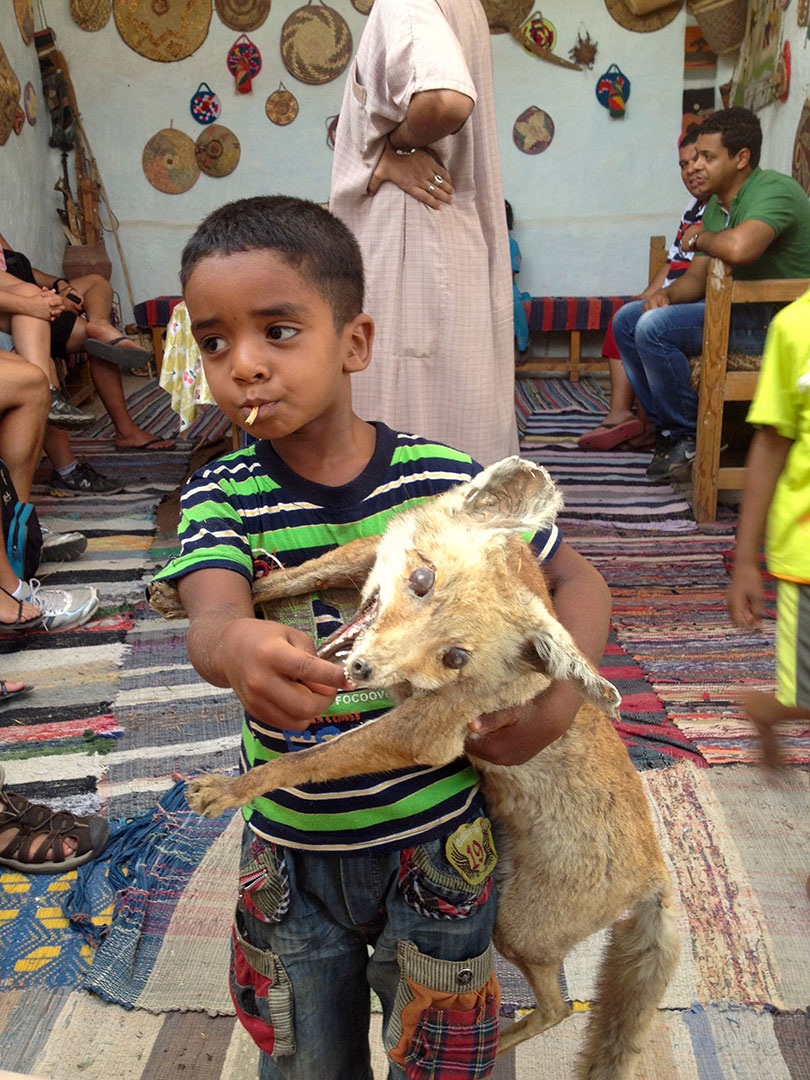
[231,823,500,1080]
[612,298,774,439]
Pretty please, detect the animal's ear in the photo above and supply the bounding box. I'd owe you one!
[529,620,622,718]
[451,457,563,534]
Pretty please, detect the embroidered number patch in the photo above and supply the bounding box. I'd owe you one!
[444,818,497,887]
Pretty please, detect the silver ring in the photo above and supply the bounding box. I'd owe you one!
[433,174,443,184]
[427,183,435,193]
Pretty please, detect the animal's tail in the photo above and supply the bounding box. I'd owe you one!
[579,887,679,1080]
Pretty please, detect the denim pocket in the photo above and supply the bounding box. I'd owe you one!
[386,940,500,1079]
[230,902,296,1057]
[398,819,497,920]
[239,834,290,924]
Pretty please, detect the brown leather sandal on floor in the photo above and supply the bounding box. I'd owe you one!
[0,765,110,875]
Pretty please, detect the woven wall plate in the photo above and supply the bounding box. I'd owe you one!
[70,0,112,31]
[14,0,35,46]
[23,80,37,124]
[142,127,200,192]
[266,83,299,125]
[604,0,683,32]
[215,0,270,31]
[0,42,21,146]
[480,0,533,33]
[281,3,353,86]
[114,0,212,63]
[351,0,374,12]
[512,106,554,154]
[195,122,240,176]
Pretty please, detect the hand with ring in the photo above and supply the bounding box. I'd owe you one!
[368,144,455,209]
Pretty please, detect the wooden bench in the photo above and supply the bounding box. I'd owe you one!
[517,237,667,382]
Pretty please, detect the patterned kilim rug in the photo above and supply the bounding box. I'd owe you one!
[1,377,809,1080]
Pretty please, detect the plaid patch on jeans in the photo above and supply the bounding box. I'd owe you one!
[404,998,499,1079]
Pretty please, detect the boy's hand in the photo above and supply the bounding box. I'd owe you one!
[728,561,765,629]
[465,683,579,766]
[221,617,350,730]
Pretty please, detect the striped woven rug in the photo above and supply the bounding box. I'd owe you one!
[1,377,808,1080]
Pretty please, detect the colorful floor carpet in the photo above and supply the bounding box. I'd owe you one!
[1,377,808,1079]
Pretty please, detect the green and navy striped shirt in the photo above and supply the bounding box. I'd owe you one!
[154,424,560,852]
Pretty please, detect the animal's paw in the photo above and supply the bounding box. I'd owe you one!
[185,774,240,817]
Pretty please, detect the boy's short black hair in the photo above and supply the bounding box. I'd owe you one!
[180,195,365,328]
[679,122,701,150]
[698,107,762,169]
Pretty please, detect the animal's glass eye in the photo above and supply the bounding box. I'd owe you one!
[409,567,435,596]
[443,647,470,670]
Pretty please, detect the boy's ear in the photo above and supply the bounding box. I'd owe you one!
[342,313,375,374]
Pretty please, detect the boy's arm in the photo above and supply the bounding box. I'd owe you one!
[727,426,791,629]
[466,541,612,765]
[179,568,350,731]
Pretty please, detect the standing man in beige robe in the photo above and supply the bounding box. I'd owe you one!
[330,0,519,465]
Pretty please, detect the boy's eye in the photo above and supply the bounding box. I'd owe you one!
[267,325,296,342]
[200,335,227,355]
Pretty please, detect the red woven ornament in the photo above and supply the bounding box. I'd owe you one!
[227,33,262,94]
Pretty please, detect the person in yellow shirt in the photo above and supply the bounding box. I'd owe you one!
[727,290,810,772]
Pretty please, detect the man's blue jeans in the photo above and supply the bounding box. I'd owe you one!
[612,299,774,439]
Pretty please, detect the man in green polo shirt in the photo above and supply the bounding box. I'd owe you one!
[612,107,810,480]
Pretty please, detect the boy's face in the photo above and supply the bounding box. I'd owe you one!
[184,250,372,442]
[678,143,701,199]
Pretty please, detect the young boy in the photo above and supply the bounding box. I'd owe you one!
[151,196,612,1080]
[727,291,810,771]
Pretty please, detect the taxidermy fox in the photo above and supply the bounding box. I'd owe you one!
[151,457,678,1079]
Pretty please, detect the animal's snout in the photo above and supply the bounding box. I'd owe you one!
[349,658,373,683]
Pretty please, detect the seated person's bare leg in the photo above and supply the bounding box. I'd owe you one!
[87,355,175,449]
[0,352,49,501]
[579,359,651,449]
[71,273,143,353]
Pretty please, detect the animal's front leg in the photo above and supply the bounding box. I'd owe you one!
[252,535,379,605]
[185,695,469,818]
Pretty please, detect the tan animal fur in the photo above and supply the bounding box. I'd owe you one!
[154,457,679,1079]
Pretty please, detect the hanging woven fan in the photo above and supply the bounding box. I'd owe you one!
[14,0,35,46]
[351,0,374,12]
[280,2,353,86]
[214,0,271,32]
[195,122,241,176]
[23,81,38,125]
[114,0,212,63]
[266,83,299,126]
[70,0,112,32]
[142,127,200,192]
[0,41,21,146]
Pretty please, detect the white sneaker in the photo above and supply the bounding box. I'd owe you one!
[40,525,88,563]
[23,579,99,632]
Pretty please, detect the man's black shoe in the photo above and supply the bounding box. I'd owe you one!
[645,434,673,481]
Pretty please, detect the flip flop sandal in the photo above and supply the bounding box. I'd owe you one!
[0,586,43,634]
[85,337,152,373]
[0,765,110,875]
[577,417,645,451]
[0,681,33,705]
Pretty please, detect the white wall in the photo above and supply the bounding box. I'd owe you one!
[1,2,808,323]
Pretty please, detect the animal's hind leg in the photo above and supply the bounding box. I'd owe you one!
[497,959,571,1056]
